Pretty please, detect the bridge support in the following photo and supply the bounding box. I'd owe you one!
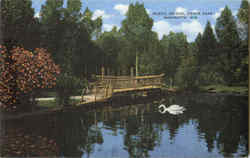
[101,66,105,80]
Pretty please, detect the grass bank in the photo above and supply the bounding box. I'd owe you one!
[37,98,81,108]
[163,84,248,95]
[200,85,248,95]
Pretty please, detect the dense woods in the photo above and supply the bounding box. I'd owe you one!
[0,0,248,111]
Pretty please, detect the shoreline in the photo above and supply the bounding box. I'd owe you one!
[1,89,248,121]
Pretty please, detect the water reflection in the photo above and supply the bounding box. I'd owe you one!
[55,112,104,157]
[1,93,248,157]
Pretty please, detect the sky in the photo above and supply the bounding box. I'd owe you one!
[32,0,243,42]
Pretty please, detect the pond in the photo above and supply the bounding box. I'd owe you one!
[1,93,248,157]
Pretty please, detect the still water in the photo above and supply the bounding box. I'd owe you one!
[2,93,248,157]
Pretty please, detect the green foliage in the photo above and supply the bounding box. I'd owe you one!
[121,2,153,75]
[2,0,248,95]
[237,0,248,41]
[117,37,136,73]
[215,6,240,47]
[140,31,162,75]
[159,32,188,86]
[215,6,242,85]
[237,0,249,24]
[0,0,39,49]
[175,44,199,90]
[40,0,64,63]
[82,7,103,39]
[40,1,103,78]
[198,21,217,66]
[195,21,219,85]
[55,73,86,106]
[201,85,248,94]
[121,2,153,44]
[234,43,248,86]
[97,27,121,72]
[66,0,82,17]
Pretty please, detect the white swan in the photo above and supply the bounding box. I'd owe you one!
[159,104,186,115]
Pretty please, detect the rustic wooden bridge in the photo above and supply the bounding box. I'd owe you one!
[78,73,165,105]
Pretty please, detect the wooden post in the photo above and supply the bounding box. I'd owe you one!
[130,67,134,77]
[105,80,108,98]
[101,66,105,80]
[108,80,113,98]
[130,67,134,88]
[134,77,136,90]
[94,83,97,102]
[111,82,113,98]
[136,50,139,76]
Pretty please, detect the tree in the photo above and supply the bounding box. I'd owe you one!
[58,0,83,72]
[40,0,64,63]
[237,0,249,41]
[40,0,102,78]
[63,6,103,78]
[236,0,249,86]
[215,6,240,47]
[0,0,39,49]
[196,21,219,84]
[237,0,249,25]
[121,2,153,76]
[66,0,82,19]
[159,32,188,86]
[194,33,202,81]
[52,0,92,105]
[117,35,136,75]
[82,7,103,39]
[176,43,199,90]
[215,6,241,85]
[0,46,60,112]
[199,21,217,65]
[140,31,162,75]
[97,27,122,74]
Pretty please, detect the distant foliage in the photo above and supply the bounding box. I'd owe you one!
[0,46,60,112]
[1,0,248,99]
[159,32,189,87]
[215,6,242,85]
[237,0,249,24]
[175,49,199,90]
[0,0,40,49]
[55,73,86,106]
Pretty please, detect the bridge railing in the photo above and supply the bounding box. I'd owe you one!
[94,74,163,89]
[81,74,164,101]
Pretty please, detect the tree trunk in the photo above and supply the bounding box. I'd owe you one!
[136,51,139,76]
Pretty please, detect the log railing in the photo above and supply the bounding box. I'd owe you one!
[81,74,164,102]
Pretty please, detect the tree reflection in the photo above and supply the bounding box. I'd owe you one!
[2,94,248,157]
[175,94,249,156]
[55,112,103,157]
[93,93,249,158]
[123,115,161,158]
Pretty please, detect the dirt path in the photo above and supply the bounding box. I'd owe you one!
[35,95,101,102]
[35,96,82,101]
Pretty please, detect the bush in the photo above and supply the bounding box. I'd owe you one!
[0,46,60,112]
[55,73,86,106]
